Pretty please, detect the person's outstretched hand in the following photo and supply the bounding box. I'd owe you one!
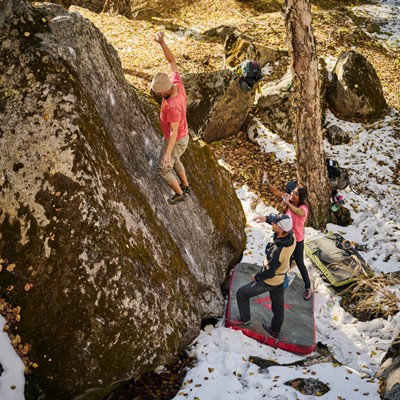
[282,193,291,204]
[252,215,266,223]
[155,31,164,43]
[262,171,269,186]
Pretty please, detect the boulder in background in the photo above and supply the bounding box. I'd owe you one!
[327,50,387,121]
[184,70,255,143]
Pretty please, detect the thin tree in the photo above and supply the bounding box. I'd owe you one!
[284,0,332,228]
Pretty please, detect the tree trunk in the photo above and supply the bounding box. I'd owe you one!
[284,0,332,229]
[102,0,131,18]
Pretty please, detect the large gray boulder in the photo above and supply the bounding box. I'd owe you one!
[35,0,105,13]
[255,70,294,141]
[223,32,284,68]
[0,1,246,398]
[328,50,387,121]
[376,335,400,400]
[184,70,255,143]
[131,7,162,21]
[255,59,328,142]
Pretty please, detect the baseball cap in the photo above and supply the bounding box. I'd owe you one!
[267,213,293,232]
[151,72,173,93]
[285,180,297,194]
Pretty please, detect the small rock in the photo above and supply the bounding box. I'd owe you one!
[325,124,351,145]
[285,377,330,396]
[365,22,380,33]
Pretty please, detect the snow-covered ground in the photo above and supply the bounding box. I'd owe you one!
[0,0,399,398]
[254,108,400,274]
[170,108,400,398]
[169,0,400,397]
[352,0,400,48]
[0,318,25,399]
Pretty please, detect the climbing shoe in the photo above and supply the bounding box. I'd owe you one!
[229,319,250,326]
[180,183,191,195]
[304,288,312,300]
[262,324,279,338]
[168,193,187,205]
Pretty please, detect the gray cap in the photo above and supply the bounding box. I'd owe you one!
[268,213,293,232]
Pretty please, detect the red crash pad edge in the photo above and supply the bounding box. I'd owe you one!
[225,266,316,355]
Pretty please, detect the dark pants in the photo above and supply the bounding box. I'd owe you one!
[236,280,285,332]
[293,241,311,289]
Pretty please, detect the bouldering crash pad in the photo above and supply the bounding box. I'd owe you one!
[305,233,374,287]
[225,263,316,354]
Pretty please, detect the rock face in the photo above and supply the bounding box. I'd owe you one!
[131,7,162,21]
[255,70,294,141]
[324,124,351,145]
[37,0,105,14]
[376,335,400,400]
[184,70,255,143]
[223,32,284,68]
[0,1,246,398]
[202,25,237,41]
[327,50,387,121]
[256,59,328,142]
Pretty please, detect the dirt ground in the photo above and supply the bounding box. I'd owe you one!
[73,0,400,108]
[72,0,400,196]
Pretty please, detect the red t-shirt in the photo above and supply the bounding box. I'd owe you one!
[160,72,188,140]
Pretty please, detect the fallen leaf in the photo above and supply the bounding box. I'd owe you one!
[24,283,33,291]
[11,335,21,345]
[6,263,16,272]
[20,344,30,355]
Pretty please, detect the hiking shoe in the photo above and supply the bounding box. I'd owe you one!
[229,319,250,326]
[304,288,312,300]
[168,193,187,205]
[180,183,191,195]
[262,324,279,338]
